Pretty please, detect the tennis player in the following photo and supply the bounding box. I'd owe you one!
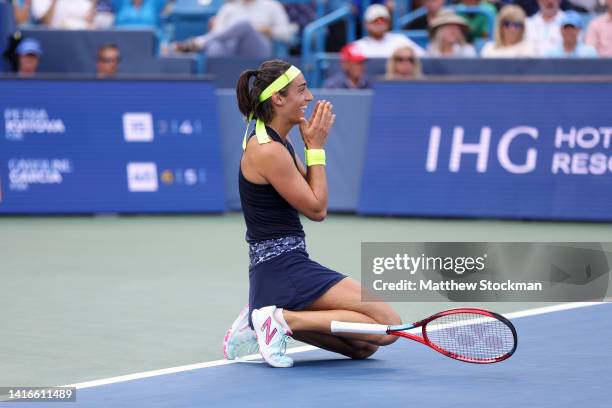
[222,60,401,368]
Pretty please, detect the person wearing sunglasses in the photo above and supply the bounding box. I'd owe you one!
[96,43,120,78]
[384,46,423,80]
[481,5,537,57]
[354,4,425,58]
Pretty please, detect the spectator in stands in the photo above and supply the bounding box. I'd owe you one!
[93,0,115,28]
[481,5,537,57]
[96,43,120,78]
[512,0,574,17]
[11,0,31,25]
[546,11,598,56]
[384,45,423,80]
[323,43,371,89]
[404,0,446,30]
[283,1,316,54]
[427,11,477,56]
[585,0,612,56]
[32,0,98,29]
[355,4,425,57]
[284,1,316,35]
[173,0,296,58]
[16,37,41,76]
[113,0,166,28]
[456,0,497,41]
[525,0,566,55]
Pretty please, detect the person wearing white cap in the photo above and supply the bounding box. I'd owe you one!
[353,4,425,59]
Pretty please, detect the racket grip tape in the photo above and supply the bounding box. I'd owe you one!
[330,321,389,335]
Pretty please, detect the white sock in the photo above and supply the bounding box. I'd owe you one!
[274,308,292,334]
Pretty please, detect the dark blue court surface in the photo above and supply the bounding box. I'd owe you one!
[7,304,612,408]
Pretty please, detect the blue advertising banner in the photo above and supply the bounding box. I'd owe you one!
[359,81,612,220]
[0,79,225,213]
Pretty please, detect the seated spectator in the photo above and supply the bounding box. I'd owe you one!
[427,11,477,56]
[547,11,598,56]
[481,5,537,57]
[284,1,316,35]
[323,43,371,89]
[456,0,497,41]
[32,0,96,29]
[567,0,600,13]
[16,37,41,76]
[355,4,425,58]
[403,0,446,30]
[585,0,612,56]
[173,0,296,58]
[12,0,31,25]
[525,0,566,55]
[513,0,574,17]
[93,0,115,28]
[113,0,166,28]
[384,45,423,80]
[96,43,120,78]
[283,1,316,54]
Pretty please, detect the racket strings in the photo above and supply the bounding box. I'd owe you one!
[424,313,515,362]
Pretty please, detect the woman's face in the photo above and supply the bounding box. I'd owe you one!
[393,50,416,77]
[501,19,524,46]
[276,73,314,125]
[438,24,463,44]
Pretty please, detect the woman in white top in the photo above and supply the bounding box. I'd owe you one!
[174,0,297,57]
[480,5,538,58]
[427,12,477,57]
[32,0,96,29]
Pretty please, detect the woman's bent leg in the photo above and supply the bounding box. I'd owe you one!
[291,331,378,360]
[283,278,402,346]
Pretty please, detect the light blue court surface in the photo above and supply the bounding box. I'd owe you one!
[10,303,611,408]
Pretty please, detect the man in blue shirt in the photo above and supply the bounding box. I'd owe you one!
[547,10,598,57]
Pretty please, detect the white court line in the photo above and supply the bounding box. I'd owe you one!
[63,301,607,390]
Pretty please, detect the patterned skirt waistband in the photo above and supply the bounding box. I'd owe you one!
[248,236,306,268]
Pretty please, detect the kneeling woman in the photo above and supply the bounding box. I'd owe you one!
[223,60,401,368]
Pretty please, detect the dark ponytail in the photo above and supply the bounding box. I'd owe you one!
[235,59,292,124]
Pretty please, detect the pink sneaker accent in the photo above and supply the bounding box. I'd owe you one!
[261,316,278,345]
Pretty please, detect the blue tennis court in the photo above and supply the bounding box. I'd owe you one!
[9,303,607,408]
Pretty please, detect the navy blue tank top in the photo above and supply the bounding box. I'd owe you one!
[239,126,305,243]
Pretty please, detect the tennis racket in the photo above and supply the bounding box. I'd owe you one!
[331,308,517,364]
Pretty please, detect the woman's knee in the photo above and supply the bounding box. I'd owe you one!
[370,303,402,327]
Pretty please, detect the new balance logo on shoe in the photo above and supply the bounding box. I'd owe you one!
[261,317,277,345]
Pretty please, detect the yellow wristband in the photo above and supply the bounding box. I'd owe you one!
[305,148,326,166]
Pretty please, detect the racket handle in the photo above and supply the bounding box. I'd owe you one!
[331,321,389,335]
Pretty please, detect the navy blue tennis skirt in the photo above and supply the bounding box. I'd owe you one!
[248,246,345,327]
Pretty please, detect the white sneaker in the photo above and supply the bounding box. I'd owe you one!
[223,305,259,360]
[251,306,294,368]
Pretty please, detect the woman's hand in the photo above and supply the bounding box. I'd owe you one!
[298,100,336,149]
